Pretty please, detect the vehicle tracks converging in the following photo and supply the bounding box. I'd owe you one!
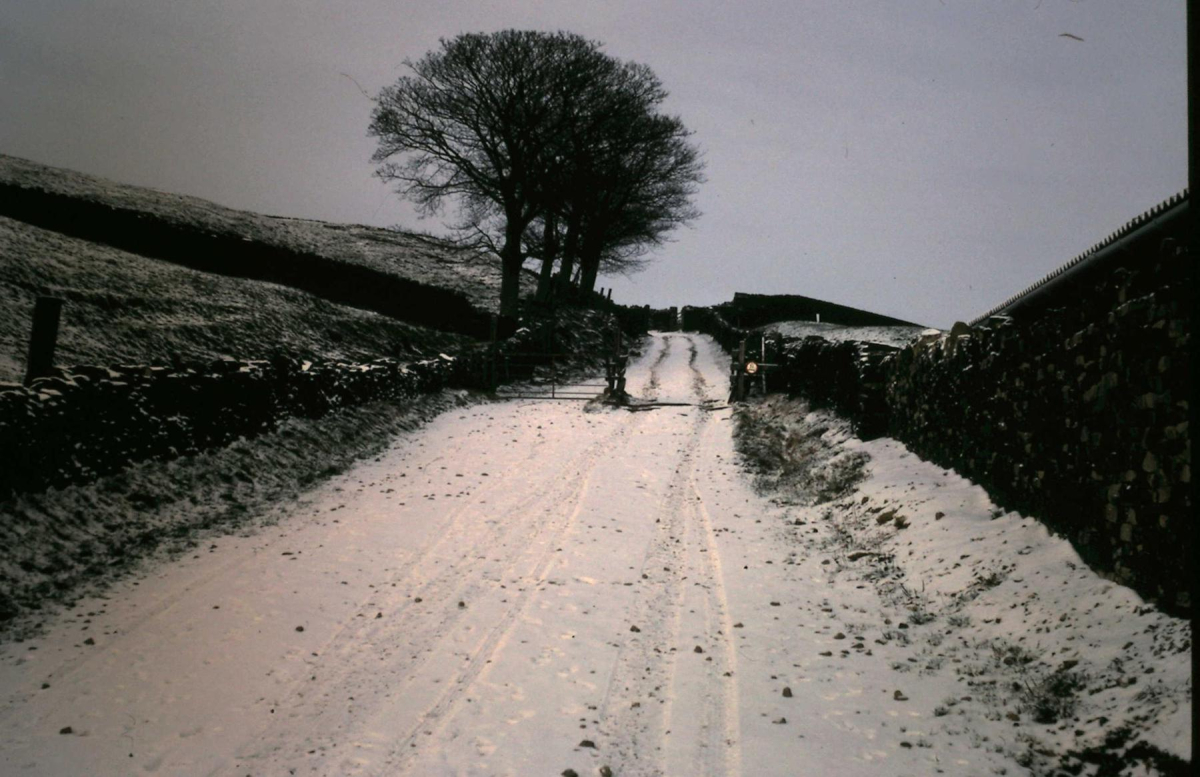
[595,333,741,777]
[241,402,649,775]
[0,332,751,777]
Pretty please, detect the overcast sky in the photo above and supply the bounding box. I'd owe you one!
[0,1,1186,327]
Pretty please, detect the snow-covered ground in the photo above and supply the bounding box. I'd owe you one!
[757,320,925,348]
[0,333,1188,776]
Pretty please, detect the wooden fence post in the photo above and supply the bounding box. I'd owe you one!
[24,296,64,386]
[614,326,626,395]
[761,334,767,395]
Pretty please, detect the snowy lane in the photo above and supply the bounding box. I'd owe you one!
[3,331,1186,776]
[0,333,751,777]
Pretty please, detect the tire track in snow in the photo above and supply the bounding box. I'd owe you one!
[594,444,692,776]
[595,333,741,776]
[242,406,646,775]
[686,477,743,775]
[224,424,557,768]
[640,334,673,400]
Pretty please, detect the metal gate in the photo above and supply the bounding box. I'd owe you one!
[491,325,628,402]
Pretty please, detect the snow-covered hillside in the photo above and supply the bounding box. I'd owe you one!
[0,153,524,315]
[756,320,926,349]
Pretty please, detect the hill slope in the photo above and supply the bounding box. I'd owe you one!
[719,291,924,330]
[0,216,470,383]
[0,154,529,337]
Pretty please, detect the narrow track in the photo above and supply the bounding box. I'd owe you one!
[0,332,752,777]
[596,333,741,777]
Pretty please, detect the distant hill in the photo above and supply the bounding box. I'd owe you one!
[717,292,923,330]
[0,154,532,338]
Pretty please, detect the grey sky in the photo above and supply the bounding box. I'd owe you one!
[0,1,1186,327]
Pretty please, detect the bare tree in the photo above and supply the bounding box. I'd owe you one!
[369,31,610,325]
[369,30,702,324]
[549,93,703,295]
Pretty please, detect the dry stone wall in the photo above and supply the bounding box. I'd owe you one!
[1,306,626,500]
[886,251,1190,612]
[772,336,897,440]
[684,246,1191,613]
[681,305,744,353]
[1,354,462,498]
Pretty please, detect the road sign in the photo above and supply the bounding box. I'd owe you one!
[744,361,758,375]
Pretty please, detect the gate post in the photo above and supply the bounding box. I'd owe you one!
[488,314,498,391]
[761,334,767,395]
[24,296,64,386]
[733,338,747,402]
[616,327,626,394]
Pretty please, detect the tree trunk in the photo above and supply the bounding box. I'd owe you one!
[498,218,525,331]
[578,232,604,295]
[535,214,559,301]
[579,258,600,295]
[536,256,555,301]
[555,214,580,295]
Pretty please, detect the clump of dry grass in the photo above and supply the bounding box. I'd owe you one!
[733,395,869,505]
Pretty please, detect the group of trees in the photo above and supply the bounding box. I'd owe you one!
[368,30,704,327]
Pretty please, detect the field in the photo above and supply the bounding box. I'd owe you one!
[0,154,510,314]
[0,216,471,383]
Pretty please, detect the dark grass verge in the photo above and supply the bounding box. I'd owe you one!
[731,394,869,506]
[0,388,478,643]
[1028,726,1192,777]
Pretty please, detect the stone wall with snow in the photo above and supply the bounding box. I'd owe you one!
[1,306,626,499]
[684,245,1191,613]
[886,247,1190,612]
[0,354,464,498]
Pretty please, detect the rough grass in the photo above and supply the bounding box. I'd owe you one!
[0,217,472,382]
[730,390,1191,776]
[732,394,869,505]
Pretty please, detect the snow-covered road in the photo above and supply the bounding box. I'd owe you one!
[0,332,1189,776]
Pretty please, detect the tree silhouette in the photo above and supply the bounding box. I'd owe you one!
[369,30,701,326]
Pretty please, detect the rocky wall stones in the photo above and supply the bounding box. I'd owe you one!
[0,306,620,500]
[885,257,1191,613]
[681,305,746,354]
[681,249,1190,612]
[0,354,461,498]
